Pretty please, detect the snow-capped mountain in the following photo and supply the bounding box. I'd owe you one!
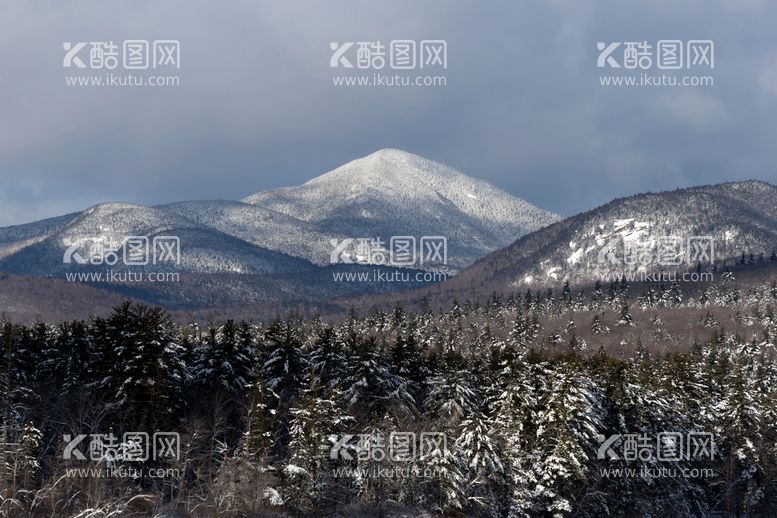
[158,200,349,265]
[0,149,559,308]
[243,149,560,269]
[434,180,777,294]
[0,212,79,260]
[0,202,315,276]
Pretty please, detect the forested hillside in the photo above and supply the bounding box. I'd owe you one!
[2,275,777,516]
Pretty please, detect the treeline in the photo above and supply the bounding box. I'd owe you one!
[1,277,777,516]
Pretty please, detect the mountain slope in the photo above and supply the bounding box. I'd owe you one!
[0,212,80,260]
[0,149,562,312]
[0,202,316,276]
[243,149,560,269]
[158,200,347,265]
[0,150,558,276]
[404,180,777,297]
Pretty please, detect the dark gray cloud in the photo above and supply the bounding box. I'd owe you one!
[1,0,776,226]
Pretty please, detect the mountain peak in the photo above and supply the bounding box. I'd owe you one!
[303,148,459,190]
[358,148,439,171]
[718,179,775,191]
[365,147,420,160]
[434,177,777,294]
[85,202,146,213]
[242,150,560,268]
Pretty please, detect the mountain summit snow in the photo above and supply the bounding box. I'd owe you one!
[244,149,560,268]
[417,179,777,298]
[0,149,558,310]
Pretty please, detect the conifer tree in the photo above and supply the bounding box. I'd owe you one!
[284,379,352,512]
[532,367,604,516]
[99,302,185,429]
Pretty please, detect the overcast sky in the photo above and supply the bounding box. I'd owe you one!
[1,0,776,226]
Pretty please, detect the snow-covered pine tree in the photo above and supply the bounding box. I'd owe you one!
[193,320,254,396]
[490,360,544,518]
[716,343,765,514]
[591,314,604,335]
[343,336,414,421]
[283,378,353,512]
[15,322,48,387]
[101,302,185,429]
[261,318,309,401]
[456,402,504,516]
[242,378,278,462]
[617,301,634,326]
[44,321,94,397]
[668,280,683,306]
[532,366,604,516]
[16,418,41,490]
[390,323,427,389]
[417,352,476,513]
[308,325,347,390]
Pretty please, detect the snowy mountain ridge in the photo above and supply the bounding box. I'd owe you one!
[158,200,350,265]
[0,202,315,276]
[0,149,557,276]
[422,179,777,297]
[243,149,560,268]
